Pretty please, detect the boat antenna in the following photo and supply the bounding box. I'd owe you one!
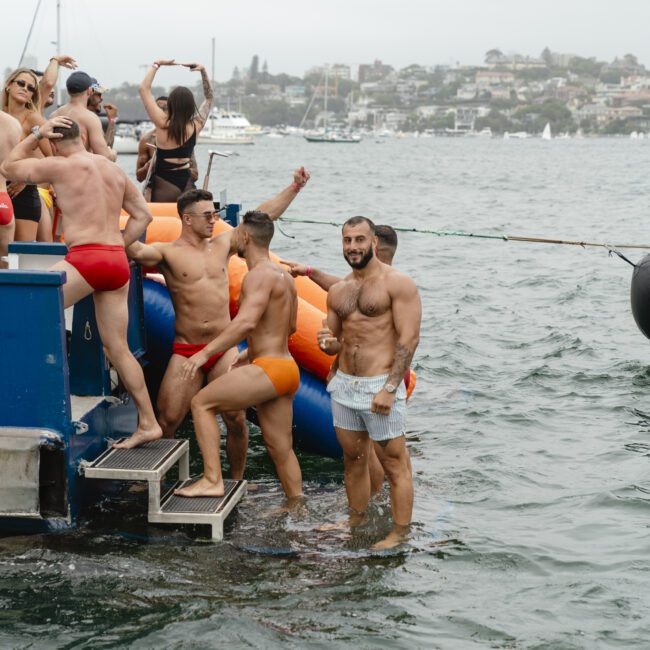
[299,69,325,130]
[18,0,43,67]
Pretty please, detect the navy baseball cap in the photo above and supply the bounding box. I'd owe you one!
[66,71,93,93]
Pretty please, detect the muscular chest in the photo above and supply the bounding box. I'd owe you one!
[165,249,227,285]
[333,280,391,320]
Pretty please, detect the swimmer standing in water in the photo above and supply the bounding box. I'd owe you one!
[320,216,421,549]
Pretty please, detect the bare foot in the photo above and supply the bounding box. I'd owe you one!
[174,476,225,498]
[316,521,348,533]
[316,512,368,533]
[113,427,163,449]
[264,495,306,517]
[371,527,409,550]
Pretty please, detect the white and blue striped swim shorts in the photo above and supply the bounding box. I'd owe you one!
[326,370,407,442]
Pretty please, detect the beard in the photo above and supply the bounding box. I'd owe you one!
[236,245,246,258]
[344,246,373,269]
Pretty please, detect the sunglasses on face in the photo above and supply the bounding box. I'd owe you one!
[187,211,219,221]
[13,79,36,93]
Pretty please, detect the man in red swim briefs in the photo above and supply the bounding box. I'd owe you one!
[126,169,309,481]
[0,111,22,266]
[2,116,163,448]
[174,211,303,500]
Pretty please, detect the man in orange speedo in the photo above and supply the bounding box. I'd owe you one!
[126,168,309,481]
[1,116,163,448]
[175,211,302,500]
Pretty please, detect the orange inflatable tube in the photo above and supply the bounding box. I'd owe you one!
[121,205,416,395]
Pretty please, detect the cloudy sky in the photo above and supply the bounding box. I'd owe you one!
[3,0,650,88]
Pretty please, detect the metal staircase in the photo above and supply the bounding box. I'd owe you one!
[83,439,246,540]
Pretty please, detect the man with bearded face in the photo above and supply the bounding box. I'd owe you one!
[321,216,422,549]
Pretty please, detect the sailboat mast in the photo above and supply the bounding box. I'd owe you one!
[211,37,215,89]
[18,0,43,67]
[56,0,61,106]
[324,65,329,132]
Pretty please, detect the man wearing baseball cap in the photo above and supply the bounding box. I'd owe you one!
[50,71,116,161]
[86,77,118,148]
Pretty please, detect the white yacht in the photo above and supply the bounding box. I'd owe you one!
[198,110,255,145]
[113,123,139,155]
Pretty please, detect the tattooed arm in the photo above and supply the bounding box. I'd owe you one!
[371,272,421,415]
[184,63,213,131]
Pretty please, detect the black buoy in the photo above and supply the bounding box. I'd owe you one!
[631,254,650,339]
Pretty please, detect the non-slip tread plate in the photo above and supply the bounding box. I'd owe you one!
[92,439,186,471]
[161,479,241,514]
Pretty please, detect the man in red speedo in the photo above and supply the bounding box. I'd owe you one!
[0,111,22,266]
[1,116,163,448]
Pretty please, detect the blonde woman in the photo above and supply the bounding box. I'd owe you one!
[2,67,52,240]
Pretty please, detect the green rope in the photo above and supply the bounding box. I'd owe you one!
[278,217,650,250]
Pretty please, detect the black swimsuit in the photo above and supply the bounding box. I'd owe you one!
[150,128,197,202]
[7,183,41,222]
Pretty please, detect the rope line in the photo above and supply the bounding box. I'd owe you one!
[278,217,650,251]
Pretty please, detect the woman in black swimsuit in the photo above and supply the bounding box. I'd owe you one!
[140,59,213,202]
[2,68,52,240]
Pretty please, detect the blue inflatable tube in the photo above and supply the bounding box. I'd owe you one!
[142,278,342,459]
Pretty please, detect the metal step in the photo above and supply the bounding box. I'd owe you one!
[83,438,190,482]
[149,478,247,540]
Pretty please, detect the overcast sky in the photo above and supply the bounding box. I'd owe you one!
[3,0,650,89]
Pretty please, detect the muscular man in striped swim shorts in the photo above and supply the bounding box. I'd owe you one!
[320,216,422,549]
[176,211,303,501]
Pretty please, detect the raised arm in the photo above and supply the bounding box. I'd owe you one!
[281,260,341,292]
[121,177,153,247]
[181,271,270,380]
[256,167,310,221]
[140,60,175,129]
[1,119,66,183]
[85,113,116,161]
[182,63,213,132]
[39,55,77,113]
[24,111,53,157]
[103,103,118,148]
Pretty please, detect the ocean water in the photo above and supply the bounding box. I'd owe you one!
[2,136,650,648]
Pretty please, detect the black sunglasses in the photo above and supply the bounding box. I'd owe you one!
[14,79,36,93]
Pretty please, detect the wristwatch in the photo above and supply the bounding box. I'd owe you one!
[31,126,43,141]
[384,383,397,394]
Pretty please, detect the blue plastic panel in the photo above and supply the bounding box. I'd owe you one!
[0,272,71,430]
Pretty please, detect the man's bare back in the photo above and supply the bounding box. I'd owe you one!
[45,150,127,247]
[243,260,297,360]
[52,102,115,160]
[52,104,92,144]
